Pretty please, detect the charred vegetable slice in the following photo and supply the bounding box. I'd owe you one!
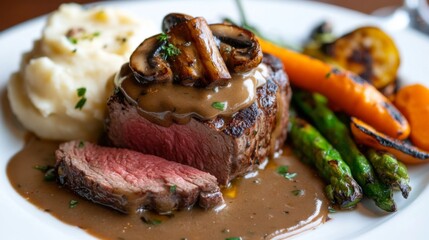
[304,26,400,89]
[324,27,400,89]
[351,117,429,164]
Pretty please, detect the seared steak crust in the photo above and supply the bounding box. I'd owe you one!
[55,141,223,214]
[106,54,291,185]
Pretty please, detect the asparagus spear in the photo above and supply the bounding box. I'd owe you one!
[292,90,396,212]
[366,149,411,198]
[289,116,363,209]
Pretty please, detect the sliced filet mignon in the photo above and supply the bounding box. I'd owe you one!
[55,141,223,214]
[106,54,291,185]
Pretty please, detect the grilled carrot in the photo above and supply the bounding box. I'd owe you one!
[350,117,429,164]
[258,37,410,140]
[395,84,429,151]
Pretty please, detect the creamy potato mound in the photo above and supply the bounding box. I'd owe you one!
[8,4,156,141]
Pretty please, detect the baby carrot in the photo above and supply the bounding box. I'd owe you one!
[395,84,429,151]
[258,37,410,140]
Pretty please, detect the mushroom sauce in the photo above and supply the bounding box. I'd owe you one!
[117,63,269,126]
[7,136,328,240]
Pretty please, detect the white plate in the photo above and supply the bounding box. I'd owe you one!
[1,0,429,239]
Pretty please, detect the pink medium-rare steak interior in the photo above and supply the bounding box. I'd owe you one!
[55,141,223,214]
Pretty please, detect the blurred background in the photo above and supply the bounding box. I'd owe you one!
[0,0,404,32]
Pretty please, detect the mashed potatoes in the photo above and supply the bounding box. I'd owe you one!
[8,4,156,141]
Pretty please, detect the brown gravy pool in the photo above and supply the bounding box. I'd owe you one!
[7,137,328,239]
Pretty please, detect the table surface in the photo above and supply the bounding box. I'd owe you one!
[0,0,403,32]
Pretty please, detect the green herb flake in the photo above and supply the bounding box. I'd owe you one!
[291,189,304,196]
[33,165,49,172]
[325,71,331,78]
[170,185,177,193]
[276,165,289,175]
[284,172,298,180]
[68,37,78,44]
[44,168,56,181]
[76,87,86,97]
[75,97,87,110]
[72,49,77,53]
[157,32,169,42]
[78,141,85,148]
[141,217,162,225]
[161,43,181,59]
[93,31,101,37]
[328,206,336,213]
[225,237,242,240]
[69,199,79,208]
[212,101,227,111]
[276,165,297,180]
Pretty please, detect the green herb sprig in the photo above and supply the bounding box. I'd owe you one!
[158,32,181,60]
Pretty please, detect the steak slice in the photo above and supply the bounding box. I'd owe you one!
[55,141,223,214]
[106,54,291,185]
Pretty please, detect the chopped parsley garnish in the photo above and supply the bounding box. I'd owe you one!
[68,37,78,44]
[78,141,85,148]
[328,206,336,213]
[276,165,297,180]
[33,165,55,181]
[75,87,87,110]
[161,43,181,59]
[225,237,242,240]
[291,189,304,196]
[276,165,289,174]
[157,32,169,42]
[77,87,86,97]
[69,199,79,208]
[44,168,56,181]
[33,165,50,172]
[284,172,297,180]
[66,30,100,44]
[157,32,180,59]
[212,101,227,111]
[75,98,87,110]
[325,71,332,78]
[170,185,177,193]
[141,216,162,225]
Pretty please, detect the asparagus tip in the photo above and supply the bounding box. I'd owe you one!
[399,183,412,199]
